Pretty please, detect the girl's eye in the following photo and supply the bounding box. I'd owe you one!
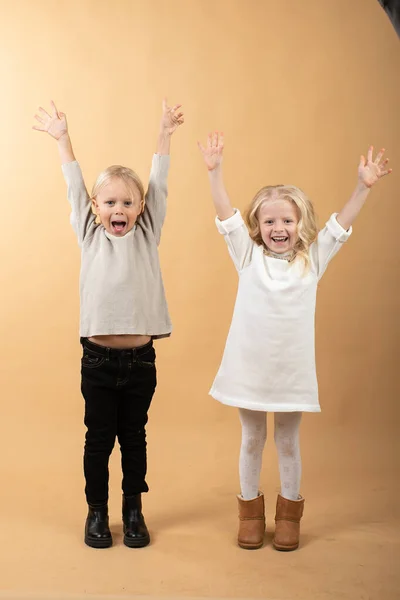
[107,201,114,206]
[125,202,132,207]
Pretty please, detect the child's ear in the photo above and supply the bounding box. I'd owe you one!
[91,197,100,215]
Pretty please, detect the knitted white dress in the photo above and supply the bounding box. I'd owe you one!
[209,210,352,412]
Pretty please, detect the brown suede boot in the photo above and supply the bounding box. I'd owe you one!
[237,493,265,549]
[273,494,304,551]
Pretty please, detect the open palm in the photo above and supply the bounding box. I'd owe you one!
[160,99,184,135]
[358,146,392,188]
[33,101,68,140]
[198,132,224,171]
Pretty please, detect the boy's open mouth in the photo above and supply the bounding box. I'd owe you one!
[111,220,127,234]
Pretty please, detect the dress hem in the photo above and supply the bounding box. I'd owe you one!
[209,390,321,413]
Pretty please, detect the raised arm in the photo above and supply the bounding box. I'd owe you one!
[198,132,253,271]
[336,146,392,231]
[140,99,184,243]
[33,101,75,164]
[33,101,95,245]
[198,132,235,221]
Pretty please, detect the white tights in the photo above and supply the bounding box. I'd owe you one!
[238,409,302,501]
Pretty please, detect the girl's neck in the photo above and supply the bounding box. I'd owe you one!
[264,248,295,261]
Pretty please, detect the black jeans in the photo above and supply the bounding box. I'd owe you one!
[80,337,157,506]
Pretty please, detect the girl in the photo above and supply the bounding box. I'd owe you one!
[198,132,392,551]
[33,99,184,548]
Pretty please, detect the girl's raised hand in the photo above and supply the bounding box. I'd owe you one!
[198,132,224,171]
[32,101,68,140]
[160,98,184,135]
[358,146,392,188]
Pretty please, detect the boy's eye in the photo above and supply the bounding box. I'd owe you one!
[285,219,292,224]
[106,201,114,206]
[124,201,132,206]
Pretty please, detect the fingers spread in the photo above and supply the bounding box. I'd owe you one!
[50,100,59,117]
[374,148,385,165]
[38,107,51,119]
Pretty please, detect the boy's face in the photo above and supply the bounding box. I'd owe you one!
[258,199,299,254]
[93,177,142,237]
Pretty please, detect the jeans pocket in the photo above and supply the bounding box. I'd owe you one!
[136,348,156,369]
[137,359,155,369]
[82,348,106,369]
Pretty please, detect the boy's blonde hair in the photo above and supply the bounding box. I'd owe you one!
[244,185,318,270]
[91,165,146,213]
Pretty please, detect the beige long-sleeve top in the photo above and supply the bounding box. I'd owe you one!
[62,154,172,338]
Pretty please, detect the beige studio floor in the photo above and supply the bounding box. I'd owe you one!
[0,392,399,599]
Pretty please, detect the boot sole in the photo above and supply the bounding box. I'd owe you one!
[124,534,150,548]
[84,535,113,549]
[273,542,299,551]
[238,541,264,550]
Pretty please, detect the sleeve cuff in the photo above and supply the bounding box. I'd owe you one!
[326,213,352,242]
[215,209,244,234]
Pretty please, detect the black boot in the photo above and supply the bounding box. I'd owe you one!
[84,504,112,548]
[122,494,150,548]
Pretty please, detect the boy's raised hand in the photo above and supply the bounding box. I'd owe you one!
[160,98,184,135]
[33,101,68,140]
[198,132,224,171]
[358,146,392,188]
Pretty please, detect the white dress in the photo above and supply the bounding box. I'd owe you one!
[209,210,352,412]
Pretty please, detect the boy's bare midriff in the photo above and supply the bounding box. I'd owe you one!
[89,334,152,349]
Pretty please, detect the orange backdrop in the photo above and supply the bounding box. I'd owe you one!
[0,1,399,598]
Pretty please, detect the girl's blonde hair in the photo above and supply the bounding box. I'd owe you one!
[244,185,318,271]
[91,165,145,213]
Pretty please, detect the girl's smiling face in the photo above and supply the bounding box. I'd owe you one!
[258,199,299,254]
